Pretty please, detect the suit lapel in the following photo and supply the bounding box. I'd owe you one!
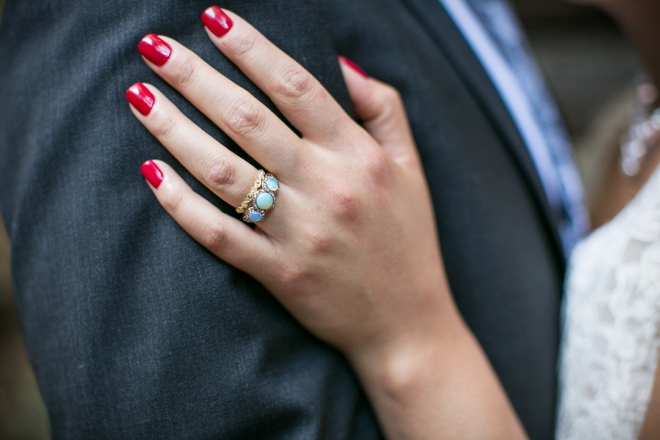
[400,0,565,261]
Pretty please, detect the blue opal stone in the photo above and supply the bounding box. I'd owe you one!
[255,192,274,210]
[248,210,263,223]
[265,177,279,192]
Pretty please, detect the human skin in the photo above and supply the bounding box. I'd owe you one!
[572,0,660,89]
[127,7,527,440]
[574,0,660,229]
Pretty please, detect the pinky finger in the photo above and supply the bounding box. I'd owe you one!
[339,57,417,162]
[141,159,276,273]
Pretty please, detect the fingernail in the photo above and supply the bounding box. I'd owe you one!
[138,34,172,66]
[141,160,164,189]
[339,56,369,79]
[126,83,155,116]
[202,6,233,37]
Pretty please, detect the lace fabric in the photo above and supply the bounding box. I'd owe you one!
[557,167,660,439]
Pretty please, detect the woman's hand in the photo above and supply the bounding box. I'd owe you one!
[130,7,445,368]
[127,7,526,439]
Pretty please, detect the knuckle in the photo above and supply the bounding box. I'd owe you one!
[279,264,301,287]
[365,148,390,180]
[363,149,390,180]
[231,33,258,59]
[150,111,179,140]
[275,66,315,101]
[307,232,334,255]
[160,188,186,216]
[226,99,263,137]
[370,84,401,116]
[328,188,360,221]
[279,262,312,291]
[171,59,199,88]
[200,220,230,253]
[381,84,402,105]
[205,155,237,190]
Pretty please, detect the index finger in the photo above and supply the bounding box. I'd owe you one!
[201,7,355,144]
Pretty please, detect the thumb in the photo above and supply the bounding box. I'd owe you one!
[338,56,417,162]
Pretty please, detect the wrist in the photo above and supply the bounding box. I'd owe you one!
[346,297,467,403]
[345,308,527,440]
[346,308,482,439]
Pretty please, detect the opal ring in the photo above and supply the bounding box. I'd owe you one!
[236,169,280,223]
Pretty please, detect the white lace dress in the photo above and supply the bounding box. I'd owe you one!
[556,168,660,439]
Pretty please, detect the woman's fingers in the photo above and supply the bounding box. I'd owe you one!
[338,57,418,163]
[202,8,355,144]
[140,160,276,273]
[137,33,304,176]
[127,83,259,208]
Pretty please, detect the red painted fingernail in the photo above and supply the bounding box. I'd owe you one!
[138,34,172,66]
[141,160,164,188]
[202,6,233,37]
[339,56,369,79]
[126,83,155,116]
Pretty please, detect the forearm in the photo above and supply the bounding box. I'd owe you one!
[348,290,528,440]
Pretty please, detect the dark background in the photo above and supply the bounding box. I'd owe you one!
[0,0,639,438]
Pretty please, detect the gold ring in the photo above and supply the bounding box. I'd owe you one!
[236,170,279,223]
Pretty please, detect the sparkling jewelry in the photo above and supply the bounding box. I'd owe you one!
[620,78,660,177]
[236,170,279,223]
